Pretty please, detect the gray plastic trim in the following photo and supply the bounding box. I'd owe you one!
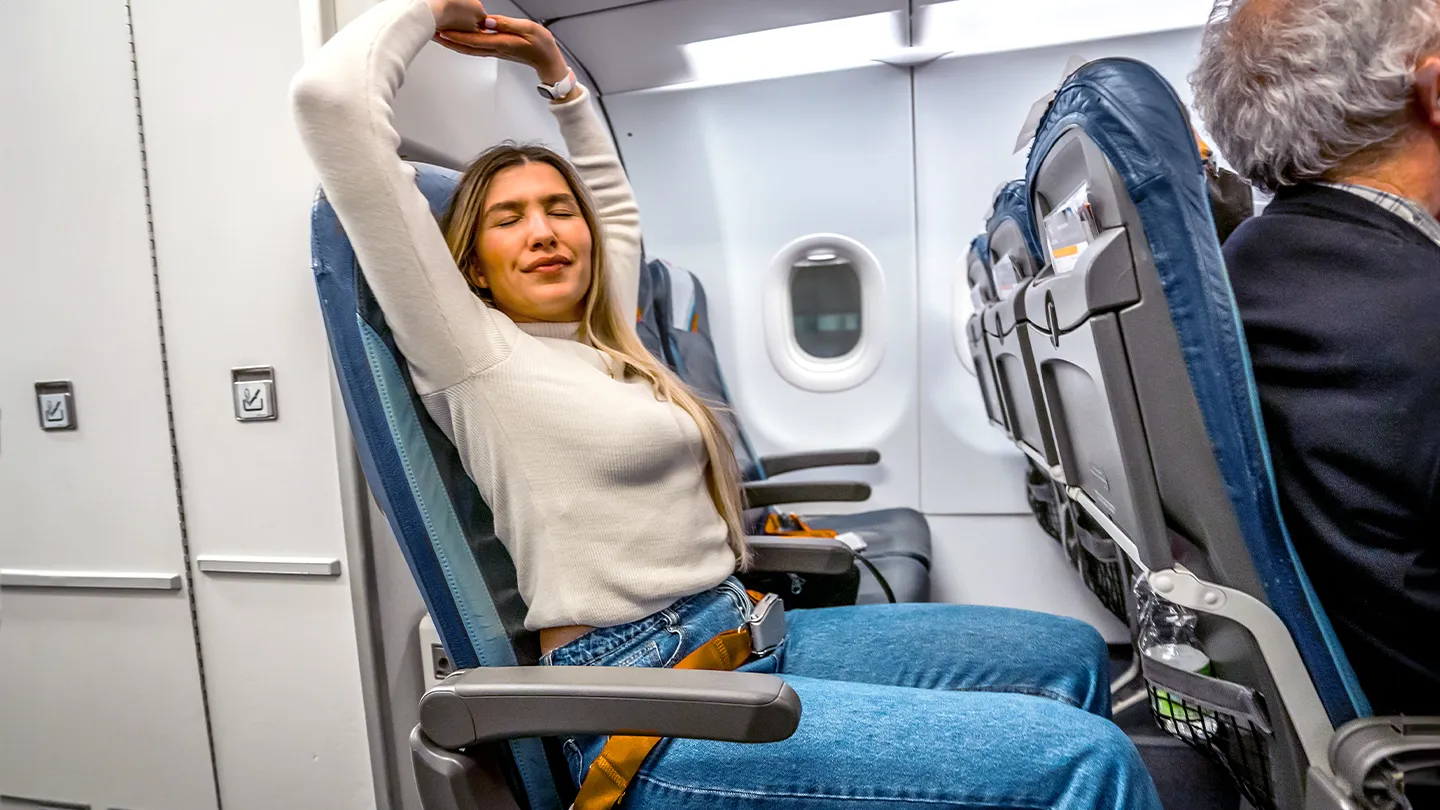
[0,795,91,809]
[326,364,396,810]
[409,727,517,810]
[1018,441,1050,471]
[195,556,342,577]
[758,449,880,477]
[1328,717,1440,802]
[1148,566,1335,773]
[747,535,856,575]
[742,480,871,508]
[1304,764,1361,810]
[1066,487,1143,569]
[418,666,801,750]
[0,570,181,591]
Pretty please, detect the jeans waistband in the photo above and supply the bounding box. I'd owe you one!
[540,577,753,668]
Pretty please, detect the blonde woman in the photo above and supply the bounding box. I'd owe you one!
[291,2,1162,808]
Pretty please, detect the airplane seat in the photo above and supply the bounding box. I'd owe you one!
[1024,57,1439,809]
[634,251,666,362]
[310,163,833,810]
[983,180,1048,458]
[964,234,1008,432]
[646,257,932,605]
[983,183,1079,565]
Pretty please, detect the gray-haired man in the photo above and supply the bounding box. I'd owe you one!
[1193,0,1440,715]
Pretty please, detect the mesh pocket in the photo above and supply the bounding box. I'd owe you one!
[1025,463,1062,542]
[1073,508,1127,622]
[1142,653,1276,809]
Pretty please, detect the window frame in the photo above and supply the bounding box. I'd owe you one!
[762,233,887,393]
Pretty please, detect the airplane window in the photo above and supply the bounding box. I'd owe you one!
[763,234,887,393]
[790,251,863,359]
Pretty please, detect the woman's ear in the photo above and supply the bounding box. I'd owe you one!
[1415,55,1440,128]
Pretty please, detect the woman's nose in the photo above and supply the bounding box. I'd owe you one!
[526,213,558,248]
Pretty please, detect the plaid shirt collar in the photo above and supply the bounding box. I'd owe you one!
[1317,181,1440,250]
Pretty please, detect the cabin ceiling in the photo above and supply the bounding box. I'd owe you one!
[521,0,958,24]
[512,0,1213,95]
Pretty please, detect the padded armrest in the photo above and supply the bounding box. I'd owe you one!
[742,480,871,509]
[758,449,880,477]
[747,535,855,575]
[418,666,801,750]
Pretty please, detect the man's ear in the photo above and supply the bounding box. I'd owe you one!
[1415,55,1440,128]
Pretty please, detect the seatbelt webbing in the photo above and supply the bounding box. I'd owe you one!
[570,626,755,810]
[762,512,838,539]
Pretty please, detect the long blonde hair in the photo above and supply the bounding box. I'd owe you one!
[440,143,749,566]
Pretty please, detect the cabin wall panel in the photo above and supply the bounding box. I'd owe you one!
[606,65,921,510]
[913,28,1206,516]
[0,1,217,807]
[128,0,380,806]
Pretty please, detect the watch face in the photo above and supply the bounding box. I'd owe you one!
[536,86,554,100]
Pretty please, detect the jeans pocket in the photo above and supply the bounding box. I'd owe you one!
[595,639,665,669]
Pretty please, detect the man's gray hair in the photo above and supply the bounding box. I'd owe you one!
[1192,0,1440,190]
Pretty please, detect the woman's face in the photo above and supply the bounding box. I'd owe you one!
[474,161,594,322]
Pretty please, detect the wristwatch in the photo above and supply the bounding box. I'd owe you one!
[536,70,576,101]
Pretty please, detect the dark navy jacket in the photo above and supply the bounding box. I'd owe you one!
[1226,183,1440,714]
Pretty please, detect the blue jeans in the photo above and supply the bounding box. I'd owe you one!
[541,578,1162,810]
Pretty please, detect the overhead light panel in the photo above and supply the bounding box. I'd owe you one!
[682,12,906,87]
[669,1,1212,91]
[917,0,1213,57]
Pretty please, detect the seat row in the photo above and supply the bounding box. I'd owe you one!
[959,57,1440,810]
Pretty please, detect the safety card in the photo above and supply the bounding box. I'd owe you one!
[1043,183,1099,275]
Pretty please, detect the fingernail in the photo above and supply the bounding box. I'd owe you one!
[484,18,497,29]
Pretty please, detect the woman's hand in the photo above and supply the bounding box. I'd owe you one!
[433,15,570,86]
[427,0,488,34]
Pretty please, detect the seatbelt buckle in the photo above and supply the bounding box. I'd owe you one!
[746,593,786,656]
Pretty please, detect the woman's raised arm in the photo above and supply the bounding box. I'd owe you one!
[435,17,644,327]
[292,0,518,393]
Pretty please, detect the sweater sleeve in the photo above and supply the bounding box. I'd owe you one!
[549,89,644,327]
[291,0,515,392]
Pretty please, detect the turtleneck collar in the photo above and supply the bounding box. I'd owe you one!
[517,321,583,342]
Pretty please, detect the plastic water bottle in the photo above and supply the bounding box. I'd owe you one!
[1134,573,1218,741]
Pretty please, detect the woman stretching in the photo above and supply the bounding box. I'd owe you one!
[291,2,1161,807]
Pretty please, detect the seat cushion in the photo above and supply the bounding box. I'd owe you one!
[803,508,932,568]
[857,555,930,604]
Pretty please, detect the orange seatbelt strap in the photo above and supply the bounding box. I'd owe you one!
[763,512,838,539]
[570,626,756,810]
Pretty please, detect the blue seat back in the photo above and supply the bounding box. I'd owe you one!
[985,181,1044,288]
[647,258,764,482]
[1024,58,1369,730]
[310,162,564,810]
[966,233,996,304]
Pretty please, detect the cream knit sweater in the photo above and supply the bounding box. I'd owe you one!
[291,0,733,630]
